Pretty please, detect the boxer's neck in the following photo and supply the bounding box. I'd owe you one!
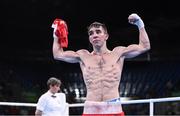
[92,42,110,55]
[92,48,110,55]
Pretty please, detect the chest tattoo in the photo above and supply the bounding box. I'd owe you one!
[98,56,105,70]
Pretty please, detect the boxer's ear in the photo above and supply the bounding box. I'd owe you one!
[105,33,109,40]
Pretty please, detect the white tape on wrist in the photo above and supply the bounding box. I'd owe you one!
[135,19,144,29]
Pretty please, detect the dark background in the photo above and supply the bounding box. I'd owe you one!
[0,0,180,62]
[0,0,180,115]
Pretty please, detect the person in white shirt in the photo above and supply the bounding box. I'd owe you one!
[35,77,68,116]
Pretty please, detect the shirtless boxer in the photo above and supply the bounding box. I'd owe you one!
[52,13,150,115]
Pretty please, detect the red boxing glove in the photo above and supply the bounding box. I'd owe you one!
[52,18,68,48]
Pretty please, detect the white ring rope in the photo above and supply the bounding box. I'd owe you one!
[0,97,180,115]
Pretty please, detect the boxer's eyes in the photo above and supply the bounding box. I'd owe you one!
[88,29,102,36]
[88,31,93,36]
[95,30,101,34]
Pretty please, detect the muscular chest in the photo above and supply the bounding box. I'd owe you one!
[84,54,118,67]
[80,51,125,75]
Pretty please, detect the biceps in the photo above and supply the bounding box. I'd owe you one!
[122,45,145,58]
[54,51,80,63]
[124,51,142,58]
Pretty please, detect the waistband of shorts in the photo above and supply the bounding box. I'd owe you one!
[82,111,125,116]
[105,98,121,103]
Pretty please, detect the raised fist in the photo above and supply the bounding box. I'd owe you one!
[52,18,68,48]
[128,13,144,29]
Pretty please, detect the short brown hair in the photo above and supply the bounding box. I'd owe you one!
[47,77,61,87]
[87,22,108,34]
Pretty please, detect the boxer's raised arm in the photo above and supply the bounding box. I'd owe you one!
[52,18,80,63]
[122,13,150,58]
[53,37,81,63]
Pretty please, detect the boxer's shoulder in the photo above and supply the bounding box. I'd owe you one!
[77,49,90,55]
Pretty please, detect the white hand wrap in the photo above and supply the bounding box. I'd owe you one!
[129,13,144,30]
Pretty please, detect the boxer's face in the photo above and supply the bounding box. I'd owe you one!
[88,26,108,47]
